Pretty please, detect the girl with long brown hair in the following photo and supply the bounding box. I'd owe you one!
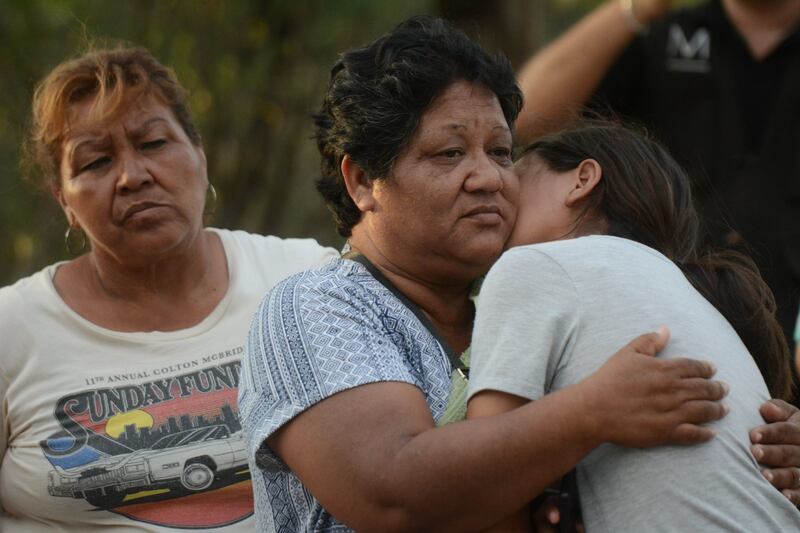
[467,120,799,532]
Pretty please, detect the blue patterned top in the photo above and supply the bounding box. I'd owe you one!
[238,258,453,532]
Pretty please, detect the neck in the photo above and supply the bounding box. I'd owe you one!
[349,229,475,353]
[87,229,216,301]
[723,0,800,60]
[54,228,229,332]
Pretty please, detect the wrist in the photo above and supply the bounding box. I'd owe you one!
[619,0,647,34]
[570,378,608,447]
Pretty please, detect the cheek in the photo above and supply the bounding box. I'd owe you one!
[513,182,557,241]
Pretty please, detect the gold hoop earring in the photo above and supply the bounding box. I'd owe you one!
[204,183,218,220]
[64,225,87,255]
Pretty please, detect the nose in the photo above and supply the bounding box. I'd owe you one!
[463,153,504,193]
[116,151,153,193]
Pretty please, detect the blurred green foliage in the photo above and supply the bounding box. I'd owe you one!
[0,0,698,286]
[0,0,435,285]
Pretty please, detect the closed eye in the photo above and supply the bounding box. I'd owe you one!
[489,147,513,165]
[438,148,464,159]
[141,139,167,150]
[80,156,111,173]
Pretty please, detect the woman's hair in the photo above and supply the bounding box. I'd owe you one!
[522,120,793,401]
[314,16,523,237]
[24,47,201,192]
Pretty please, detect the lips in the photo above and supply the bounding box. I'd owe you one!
[462,204,505,225]
[120,201,169,221]
[464,205,501,217]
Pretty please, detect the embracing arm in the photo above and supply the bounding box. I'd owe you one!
[748,308,800,503]
[516,0,672,143]
[751,400,800,505]
[271,330,724,533]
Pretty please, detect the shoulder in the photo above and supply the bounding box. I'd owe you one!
[490,240,584,278]
[212,228,337,262]
[483,237,650,295]
[210,228,339,282]
[480,243,580,305]
[0,265,57,319]
[0,265,59,378]
[253,258,383,323]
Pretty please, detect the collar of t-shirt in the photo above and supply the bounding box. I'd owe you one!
[346,254,467,373]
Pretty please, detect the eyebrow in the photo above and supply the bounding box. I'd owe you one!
[69,136,110,160]
[127,117,170,138]
[68,117,170,159]
[439,123,512,134]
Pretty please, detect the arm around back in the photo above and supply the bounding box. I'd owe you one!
[239,258,727,532]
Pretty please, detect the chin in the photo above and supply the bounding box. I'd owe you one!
[460,239,506,273]
[126,222,199,255]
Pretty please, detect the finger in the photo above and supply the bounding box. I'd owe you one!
[759,399,799,424]
[676,400,728,425]
[751,420,800,446]
[625,327,669,357]
[677,378,729,402]
[782,489,800,507]
[653,325,670,352]
[664,357,717,379]
[753,442,800,468]
[761,467,800,491]
[547,505,560,525]
[669,423,716,445]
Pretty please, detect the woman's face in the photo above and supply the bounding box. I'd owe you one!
[367,81,518,282]
[506,154,578,249]
[57,93,208,263]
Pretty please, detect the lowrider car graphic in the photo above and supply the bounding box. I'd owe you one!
[48,425,248,508]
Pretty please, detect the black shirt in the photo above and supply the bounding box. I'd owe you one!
[592,0,800,345]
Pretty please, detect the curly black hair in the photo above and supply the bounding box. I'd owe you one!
[314,16,523,237]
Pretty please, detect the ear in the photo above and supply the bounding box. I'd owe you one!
[341,155,376,213]
[53,186,79,228]
[195,144,208,168]
[565,159,603,208]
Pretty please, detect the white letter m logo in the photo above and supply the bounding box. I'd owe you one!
[666,24,711,72]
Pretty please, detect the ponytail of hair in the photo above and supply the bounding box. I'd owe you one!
[679,251,792,401]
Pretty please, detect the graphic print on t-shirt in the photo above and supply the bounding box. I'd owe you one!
[39,349,253,528]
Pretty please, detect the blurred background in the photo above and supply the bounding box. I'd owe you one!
[0,0,698,286]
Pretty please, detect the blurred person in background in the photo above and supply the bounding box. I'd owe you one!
[0,48,336,531]
[516,0,800,378]
[239,17,800,532]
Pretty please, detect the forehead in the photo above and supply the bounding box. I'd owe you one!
[415,80,510,139]
[63,92,174,143]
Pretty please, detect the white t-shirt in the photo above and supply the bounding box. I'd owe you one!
[0,228,337,532]
[469,235,800,532]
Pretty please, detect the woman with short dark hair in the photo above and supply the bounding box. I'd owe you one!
[238,18,748,532]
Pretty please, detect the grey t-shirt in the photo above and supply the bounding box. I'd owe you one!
[469,235,800,532]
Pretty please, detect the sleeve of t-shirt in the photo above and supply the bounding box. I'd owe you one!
[276,237,339,270]
[0,370,7,513]
[468,247,580,402]
[238,270,418,472]
[0,286,17,514]
[589,35,646,119]
[225,229,339,275]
